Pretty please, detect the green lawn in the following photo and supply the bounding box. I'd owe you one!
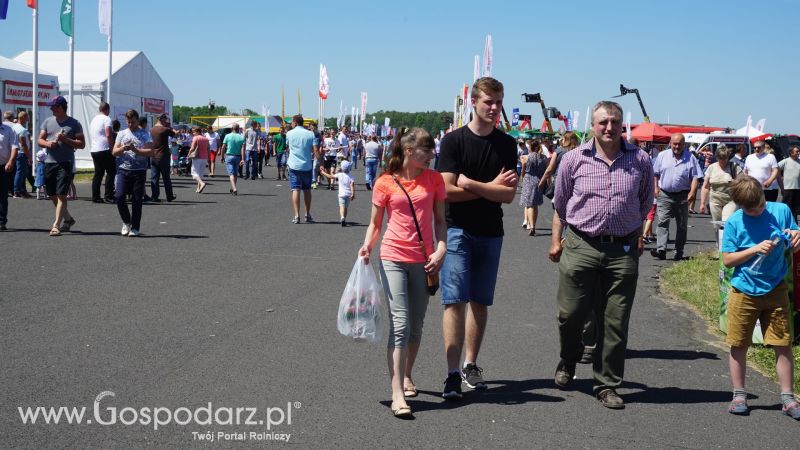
[661,252,800,393]
[74,169,93,184]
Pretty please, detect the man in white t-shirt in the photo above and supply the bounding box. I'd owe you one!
[336,127,349,163]
[205,127,220,177]
[323,131,338,189]
[88,102,115,203]
[434,136,441,169]
[363,135,381,190]
[744,139,779,201]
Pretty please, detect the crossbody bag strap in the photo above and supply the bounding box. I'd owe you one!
[391,175,428,259]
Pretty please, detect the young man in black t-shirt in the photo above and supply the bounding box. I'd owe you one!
[437,77,518,399]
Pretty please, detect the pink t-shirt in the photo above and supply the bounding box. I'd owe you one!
[192,135,209,160]
[372,169,446,263]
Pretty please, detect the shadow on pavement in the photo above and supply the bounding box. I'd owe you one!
[143,201,219,205]
[748,403,782,411]
[622,383,736,404]
[385,378,565,413]
[202,192,275,197]
[626,349,720,360]
[0,227,52,233]
[138,234,208,239]
[686,239,715,244]
[312,221,367,227]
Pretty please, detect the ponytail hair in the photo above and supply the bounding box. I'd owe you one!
[383,127,435,175]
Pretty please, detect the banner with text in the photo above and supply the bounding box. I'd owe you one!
[143,98,166,114]
[3,81,58,106]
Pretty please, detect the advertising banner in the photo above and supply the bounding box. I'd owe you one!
[143,98,166,114]
[3,81,58,106]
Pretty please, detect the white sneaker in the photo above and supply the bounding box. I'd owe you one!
[128,229,140,237]
[121,223,131,236]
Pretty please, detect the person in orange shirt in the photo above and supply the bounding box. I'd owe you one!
[359,127,447,418]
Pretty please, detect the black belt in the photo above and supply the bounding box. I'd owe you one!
[569,226,637,244]
[661,189,689,196]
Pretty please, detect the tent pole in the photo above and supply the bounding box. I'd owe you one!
[32,6,39,154]
[107,0,113,105]
[68,0,74,112]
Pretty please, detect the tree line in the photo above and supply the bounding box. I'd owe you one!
[174,105,452,134]
[324,110,452,134]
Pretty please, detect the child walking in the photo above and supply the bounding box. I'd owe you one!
[320,160,355,226]
[721,175,800,419]
[34,148,47,200]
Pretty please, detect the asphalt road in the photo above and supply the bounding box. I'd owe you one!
[1,163,797,448]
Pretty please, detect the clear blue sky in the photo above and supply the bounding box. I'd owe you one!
[1,0,798,132]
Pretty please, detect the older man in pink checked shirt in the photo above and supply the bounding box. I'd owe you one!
[549,101,654,410]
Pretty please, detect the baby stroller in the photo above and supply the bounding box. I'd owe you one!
[176,146,191,176]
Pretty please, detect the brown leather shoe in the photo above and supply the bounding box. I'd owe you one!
[554,360,575,388]
[597,389,625,409]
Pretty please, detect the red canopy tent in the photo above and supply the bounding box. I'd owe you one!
[630,123,672,143]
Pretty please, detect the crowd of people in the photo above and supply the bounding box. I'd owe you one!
[0,97,417,234]
[1,78,799,422]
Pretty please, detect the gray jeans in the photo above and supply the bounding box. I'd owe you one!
[379,260,430,349]
[656,190,689,253]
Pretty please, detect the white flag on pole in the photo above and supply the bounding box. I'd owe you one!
[473,55,480,81]
[482,35,492,77]
[360,92,367,122]
[581,106,591,143]
[98,0,112,36]
[625,111,632,141]
[319,64,329,99]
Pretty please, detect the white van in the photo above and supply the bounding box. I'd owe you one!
[694,134,752,156]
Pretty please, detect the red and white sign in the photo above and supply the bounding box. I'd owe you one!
[3,80,58,106]
[143,98,166,114]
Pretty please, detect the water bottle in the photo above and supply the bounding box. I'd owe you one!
[746,235,784,276]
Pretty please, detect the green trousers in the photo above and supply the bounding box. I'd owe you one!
[557,231,639,392]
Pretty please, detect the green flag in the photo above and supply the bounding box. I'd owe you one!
[60,0,72,37]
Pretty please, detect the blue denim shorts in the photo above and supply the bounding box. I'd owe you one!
[288,169,312,191]
[225,155,241,175]
[276,152,287,168]
[338,196,351,207]
[440,227,503,306]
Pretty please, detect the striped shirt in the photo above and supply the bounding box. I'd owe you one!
[554,138,654,237]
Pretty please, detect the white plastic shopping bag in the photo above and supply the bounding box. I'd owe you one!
[337,257,385,343]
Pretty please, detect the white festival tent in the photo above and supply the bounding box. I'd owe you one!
[735,125,771,140]
[14,51,173,169]
[211,116,249,131]
[0,55,59,133]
